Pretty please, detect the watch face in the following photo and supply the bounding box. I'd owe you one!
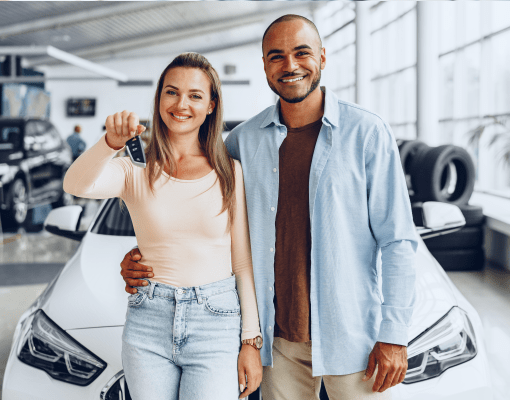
[255,336,263,349]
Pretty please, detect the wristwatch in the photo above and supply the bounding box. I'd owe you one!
[242,335,263,350]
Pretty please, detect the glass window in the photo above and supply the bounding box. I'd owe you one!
[0,125,22,151]
[371,29,385,78]
[465,2,481,46]
[91,199,135,237]
[492,29,510,115]
[439,53,455,120]
[402,9,417,68]
[491,2,510,35]
[463,44,481,118]
[439,3,456,55]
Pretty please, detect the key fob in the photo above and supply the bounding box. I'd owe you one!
[125,135,146,168]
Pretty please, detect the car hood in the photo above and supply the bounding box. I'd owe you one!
[407,238,459,341]
[41,233,458,339]
[41,232,137,330]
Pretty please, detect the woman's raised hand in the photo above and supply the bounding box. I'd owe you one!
[105,110,146,150]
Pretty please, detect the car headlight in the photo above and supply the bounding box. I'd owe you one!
[17,310,106,386]
[404,307,477,384]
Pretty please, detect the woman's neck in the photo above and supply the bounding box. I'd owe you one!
[167,131,204,160]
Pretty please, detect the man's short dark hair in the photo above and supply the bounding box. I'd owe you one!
[262,14,322,54]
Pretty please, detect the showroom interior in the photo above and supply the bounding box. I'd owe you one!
[0,1,509,400]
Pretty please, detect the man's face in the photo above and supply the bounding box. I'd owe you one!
[262,20,326,104]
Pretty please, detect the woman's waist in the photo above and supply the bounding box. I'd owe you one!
[135,274,237,300]
[140,258,233,287]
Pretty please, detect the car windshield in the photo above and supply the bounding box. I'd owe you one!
[91,198,135,236]
[0,125,22,151]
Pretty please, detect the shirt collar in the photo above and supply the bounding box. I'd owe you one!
[259,86,339,129]
[322,86,339,128]
[260,99,283,129]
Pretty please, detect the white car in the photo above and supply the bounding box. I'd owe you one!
[2,200,493,400]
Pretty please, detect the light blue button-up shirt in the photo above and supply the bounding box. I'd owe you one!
[224,87,418,376]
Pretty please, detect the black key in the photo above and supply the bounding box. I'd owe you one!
[126,135,146,168]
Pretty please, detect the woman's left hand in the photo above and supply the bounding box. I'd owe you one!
[238,344,263,399]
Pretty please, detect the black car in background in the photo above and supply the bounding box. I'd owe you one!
[0,118,73,226]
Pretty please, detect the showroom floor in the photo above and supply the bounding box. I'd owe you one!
[0,206,509,399]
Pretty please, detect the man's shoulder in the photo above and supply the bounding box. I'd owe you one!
[334,98,387,131]
[230,104,276,137]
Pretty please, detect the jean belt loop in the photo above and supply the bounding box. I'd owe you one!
[195,286,203,304]
[148,280,156,300]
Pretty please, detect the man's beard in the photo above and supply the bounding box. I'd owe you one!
[267,68,321,104]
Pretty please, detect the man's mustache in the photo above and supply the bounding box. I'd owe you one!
[279,72,304,79]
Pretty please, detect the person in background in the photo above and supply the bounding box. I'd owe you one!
[66,125,87,161]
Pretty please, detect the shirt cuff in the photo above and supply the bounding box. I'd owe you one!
[376,320,409,346]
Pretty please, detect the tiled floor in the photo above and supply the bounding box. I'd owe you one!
[0,214,509,399]
[446,265,510,400]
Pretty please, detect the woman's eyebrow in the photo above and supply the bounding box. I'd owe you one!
[163,84,204,94]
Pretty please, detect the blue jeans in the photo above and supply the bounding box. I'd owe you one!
[122,275,242,400]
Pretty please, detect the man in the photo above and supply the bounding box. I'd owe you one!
[66,125,87,161]
[120,15,417,400]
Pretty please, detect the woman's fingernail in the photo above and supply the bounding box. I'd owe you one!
[143,281,148,286]
[148,273,154,278]
[240,384,244,392]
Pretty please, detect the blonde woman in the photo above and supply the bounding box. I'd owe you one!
[64,53,262,399]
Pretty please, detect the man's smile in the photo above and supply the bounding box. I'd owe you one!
[279,75,306,83]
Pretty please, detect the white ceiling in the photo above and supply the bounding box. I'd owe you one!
[0,1,328,67]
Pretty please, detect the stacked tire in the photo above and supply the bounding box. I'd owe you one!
[397,140,485,271]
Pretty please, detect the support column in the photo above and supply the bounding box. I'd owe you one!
[416,2,439,145]
[355,2,371,109]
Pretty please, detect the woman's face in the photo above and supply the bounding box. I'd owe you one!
[159,67,215,138]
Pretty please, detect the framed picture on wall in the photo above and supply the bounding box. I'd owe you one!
[66,98,96,117]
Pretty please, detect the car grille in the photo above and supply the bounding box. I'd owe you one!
[100,372,132,400]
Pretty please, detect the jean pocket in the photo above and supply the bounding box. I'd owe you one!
[204,289,240,316]
[127,291,147,308]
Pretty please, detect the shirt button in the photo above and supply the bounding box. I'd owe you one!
[269,326,272,330]
[273,168,277,172]
[177,289,183,294]
[271,207,275,211]
[270,248,274,252]
[269,287,273,291]
[280,132,285,136]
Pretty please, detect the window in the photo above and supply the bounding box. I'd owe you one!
[91,199,135,237]
[0,125,22,151]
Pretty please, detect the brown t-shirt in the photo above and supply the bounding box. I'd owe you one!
[274,118,322,342]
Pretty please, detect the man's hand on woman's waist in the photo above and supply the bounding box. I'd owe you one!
[120,248,154,294]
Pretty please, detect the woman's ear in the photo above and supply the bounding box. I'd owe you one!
[208,100,216,115]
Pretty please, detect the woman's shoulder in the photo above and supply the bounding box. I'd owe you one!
[232,159,243,177]
[231,159,246,189]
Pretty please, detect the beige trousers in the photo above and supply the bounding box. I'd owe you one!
[261,337,392,400]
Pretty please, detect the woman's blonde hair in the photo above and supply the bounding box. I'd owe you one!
[145,53,236,227]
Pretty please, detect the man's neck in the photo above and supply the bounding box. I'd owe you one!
[279,87,325,129]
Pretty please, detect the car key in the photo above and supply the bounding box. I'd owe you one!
[125,135,146,168]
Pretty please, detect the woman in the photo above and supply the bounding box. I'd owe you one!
[63,53,262,400]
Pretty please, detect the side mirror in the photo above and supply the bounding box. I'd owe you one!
[415,202,466,240]
[44,205,86,241]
